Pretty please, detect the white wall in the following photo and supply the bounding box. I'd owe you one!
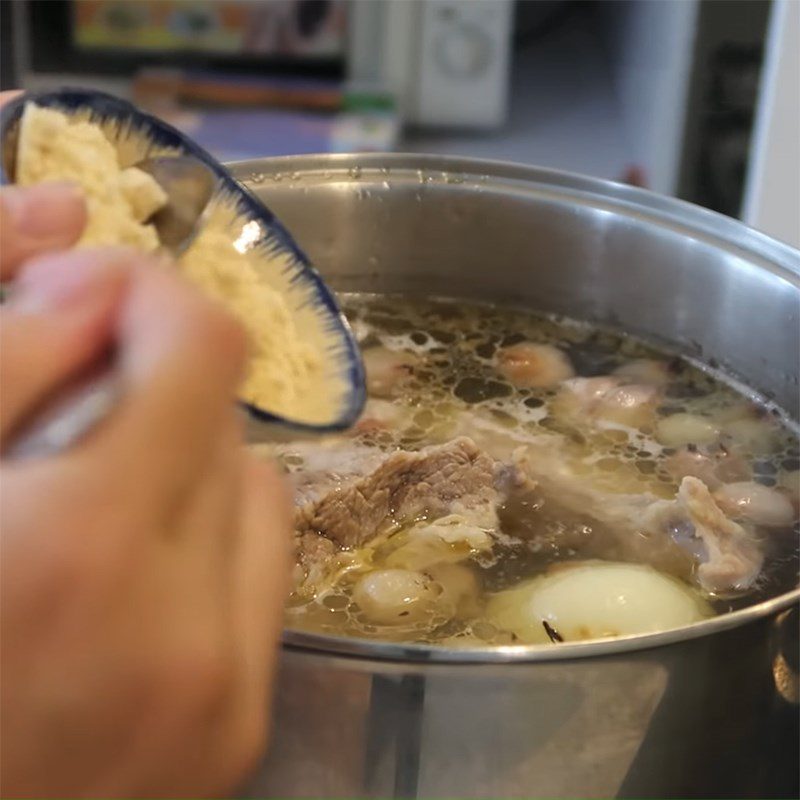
[742,0,800,248]
[606,0,699,196]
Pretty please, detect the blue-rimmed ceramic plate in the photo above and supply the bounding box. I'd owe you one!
[0,88,366,435]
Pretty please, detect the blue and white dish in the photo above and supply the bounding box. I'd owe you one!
[0,88,366,435]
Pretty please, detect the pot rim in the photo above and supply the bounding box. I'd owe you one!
[230,153,800,664]
[281,590,800,665]
[230,152,800,282]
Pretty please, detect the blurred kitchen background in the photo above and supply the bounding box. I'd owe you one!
[1,0,798,245]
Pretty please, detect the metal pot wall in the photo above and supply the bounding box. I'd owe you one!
[229,155,800,799]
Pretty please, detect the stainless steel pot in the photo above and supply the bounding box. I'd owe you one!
[230,155,800,799]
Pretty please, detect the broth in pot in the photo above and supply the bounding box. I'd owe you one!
[253,296,800,647]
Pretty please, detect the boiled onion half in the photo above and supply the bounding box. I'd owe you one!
[486,561,711,644]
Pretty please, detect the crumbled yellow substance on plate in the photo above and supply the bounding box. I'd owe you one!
[16,103,325,421]
[17,104,166,251]
[181,220,322,417]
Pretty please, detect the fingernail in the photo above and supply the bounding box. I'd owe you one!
[2,182,85,240]
[13,248,131,314]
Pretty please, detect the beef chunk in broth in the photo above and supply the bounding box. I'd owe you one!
[287,442,389,508]
[296,437,523,548]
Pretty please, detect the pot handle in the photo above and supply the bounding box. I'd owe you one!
[772,606,799,705]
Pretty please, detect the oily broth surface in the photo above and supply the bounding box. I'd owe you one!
[281,295,800,644]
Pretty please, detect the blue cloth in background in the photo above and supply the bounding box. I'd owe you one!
[180,109,334,161]
[176,108,397,161]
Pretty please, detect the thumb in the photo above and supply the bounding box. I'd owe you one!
[0,184,87,281]
[0,248,130,442]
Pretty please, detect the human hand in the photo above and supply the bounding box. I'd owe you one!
[0,172,292,795]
